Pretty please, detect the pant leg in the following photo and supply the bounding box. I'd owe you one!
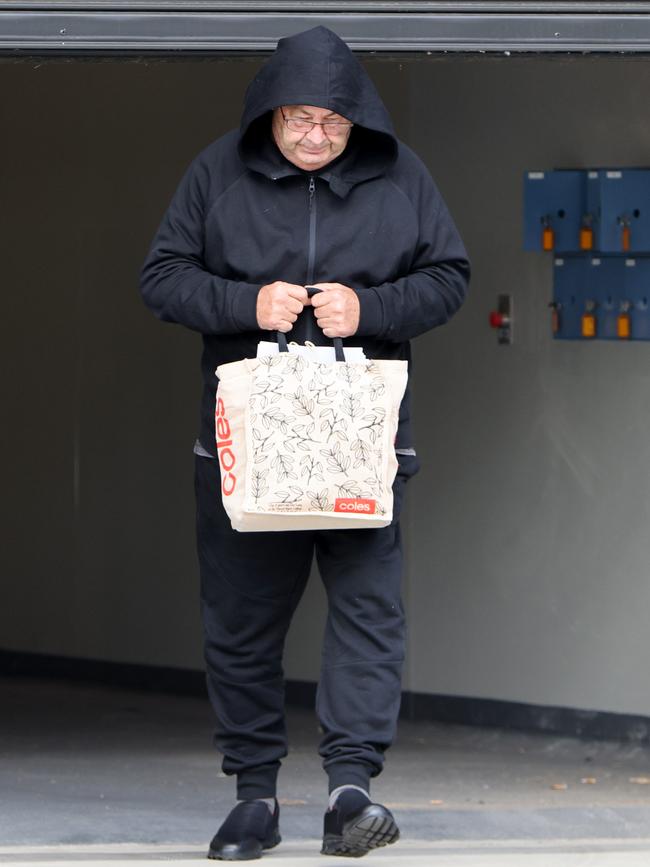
[313,452,419,793]
[195,454,314,799]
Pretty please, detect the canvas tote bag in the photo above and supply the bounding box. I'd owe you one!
[215,333,408,532]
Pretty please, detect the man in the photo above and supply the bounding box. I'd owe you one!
[141,25,469,861]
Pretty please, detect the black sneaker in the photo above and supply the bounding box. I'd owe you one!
[208,799,281,861]
[321,789,400,858]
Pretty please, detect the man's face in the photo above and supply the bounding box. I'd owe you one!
[271,105,353,172]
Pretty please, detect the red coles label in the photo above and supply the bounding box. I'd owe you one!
[334,498,376,514]
[215,397,237,496]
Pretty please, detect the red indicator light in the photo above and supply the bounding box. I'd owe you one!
[489,311,506,328]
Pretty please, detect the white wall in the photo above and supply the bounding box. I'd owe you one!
[3,54,650,717]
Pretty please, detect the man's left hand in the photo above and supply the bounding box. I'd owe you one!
[310,283,360,338]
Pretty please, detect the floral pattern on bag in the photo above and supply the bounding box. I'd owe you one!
[244,355,390,515]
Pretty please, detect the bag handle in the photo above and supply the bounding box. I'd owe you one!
[276,287,346,362]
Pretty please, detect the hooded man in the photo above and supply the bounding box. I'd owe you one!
[141,25,469,861]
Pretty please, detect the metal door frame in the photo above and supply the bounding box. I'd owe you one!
[3,2,650,54]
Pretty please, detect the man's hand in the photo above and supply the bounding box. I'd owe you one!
[257,281,309,332]
[310,283,360,338]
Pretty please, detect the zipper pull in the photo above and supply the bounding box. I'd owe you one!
[308,176,315,206]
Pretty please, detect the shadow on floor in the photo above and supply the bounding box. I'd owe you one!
[2,675,650,854]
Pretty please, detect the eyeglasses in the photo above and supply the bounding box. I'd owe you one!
[280,108,353,136]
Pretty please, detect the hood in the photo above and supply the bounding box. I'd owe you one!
[238,26,397,193]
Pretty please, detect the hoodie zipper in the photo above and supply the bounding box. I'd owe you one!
[307,176,316,284]
[306,175,317,340]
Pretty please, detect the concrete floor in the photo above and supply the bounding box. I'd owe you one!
[2,676,650,866]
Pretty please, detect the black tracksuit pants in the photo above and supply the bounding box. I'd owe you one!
[195,451,418,800]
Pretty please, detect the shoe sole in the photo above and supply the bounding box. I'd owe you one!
[321,804,400,857]
[207,830,281,861]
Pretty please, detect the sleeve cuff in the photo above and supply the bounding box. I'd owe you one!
[232,283,261,331]
[355,287,384,337]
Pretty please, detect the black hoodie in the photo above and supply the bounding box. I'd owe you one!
[140,26,470,455]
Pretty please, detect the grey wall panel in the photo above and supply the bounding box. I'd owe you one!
[2,55,650,717]
[397,55,650,717]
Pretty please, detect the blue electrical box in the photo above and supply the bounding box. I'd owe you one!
[553,256,622,340]
[553,256,650,340]
[623,258,650,339]
[586,169,650,254]
[590,257,625,339]
[524,170,586,253]
[553,257,591,339]
[526,165,650,341]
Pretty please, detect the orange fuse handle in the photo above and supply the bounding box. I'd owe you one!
[582,312,596,339]
[617,313,631,339]
[542,225,554,251]
[622,223,631,252]
[618,302,631,339]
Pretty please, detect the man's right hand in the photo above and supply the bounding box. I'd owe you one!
[256,281,309,332]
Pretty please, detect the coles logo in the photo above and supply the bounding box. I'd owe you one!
[334,498,376,514]
[215,397,236,496]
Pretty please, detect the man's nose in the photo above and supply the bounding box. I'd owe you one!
[305,124,327,145]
